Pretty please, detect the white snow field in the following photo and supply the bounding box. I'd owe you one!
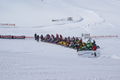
[0,0,120,80]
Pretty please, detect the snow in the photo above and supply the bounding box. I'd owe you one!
[0,0,120,80]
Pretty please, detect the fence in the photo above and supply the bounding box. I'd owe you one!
[0,23,15,26]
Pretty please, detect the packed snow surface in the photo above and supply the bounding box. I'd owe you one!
[0,0,120,80]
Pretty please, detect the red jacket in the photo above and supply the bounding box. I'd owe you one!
[92,45,97,51]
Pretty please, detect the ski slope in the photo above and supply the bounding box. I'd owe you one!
[0,0,120,80]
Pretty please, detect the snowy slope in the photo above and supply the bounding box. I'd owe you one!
[0,0,103,27]
[0,0,120,80]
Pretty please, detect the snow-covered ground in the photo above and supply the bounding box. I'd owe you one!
[0,0,120,80]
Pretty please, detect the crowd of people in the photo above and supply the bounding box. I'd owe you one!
[34,33,99,51]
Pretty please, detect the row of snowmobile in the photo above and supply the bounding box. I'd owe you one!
[34,34,100,54]
[0,33,100,57]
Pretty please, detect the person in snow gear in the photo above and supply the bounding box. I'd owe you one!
[36,35,39,42]
[92,40,96,45]
[40,34,44,41]
[94,52,97,57]
[34,33,37,40]
[76,43,80,52]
